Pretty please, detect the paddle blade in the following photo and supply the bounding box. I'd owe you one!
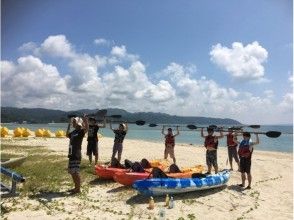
[265,131,281,138]
[209,125,217,129]
[135,120,145,126]
[249,125,260,129]
[187,124,197,130]
[67,114,77,118]
[149,123,158,127]
[110,114,122,119]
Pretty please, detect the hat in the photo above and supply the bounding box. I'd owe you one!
[120,123,126,131]
[168,128,172,131]
[74,117,83,127]
[207,127,214,132]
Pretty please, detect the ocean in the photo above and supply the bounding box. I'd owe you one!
[2,123,293,153]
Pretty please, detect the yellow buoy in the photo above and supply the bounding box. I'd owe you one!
[1,127,9,137]
[35,128,44,137]
[22,128,32,137]
[14,127,23,137]
[55,130,66,137]
[43,129,53,138]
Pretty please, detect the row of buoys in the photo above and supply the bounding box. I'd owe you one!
[0,126,66,138]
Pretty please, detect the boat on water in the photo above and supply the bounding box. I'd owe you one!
[0,156,27,168]
[133,169,230,196]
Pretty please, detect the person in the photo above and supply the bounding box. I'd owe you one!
[66,115,88,194]
[87,116,106,165]
[162,126,179,164]
[234,132,259,190]
[110,121,128,163]
[226,128,240,171]
[201,127,223,174]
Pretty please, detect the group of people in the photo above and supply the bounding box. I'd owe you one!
[65,116,259,194]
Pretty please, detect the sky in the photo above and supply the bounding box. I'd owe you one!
[1,0,293,124]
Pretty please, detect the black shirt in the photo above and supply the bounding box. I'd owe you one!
[113,130,127,143]
[68,129,85,160]
[87,125,99,141]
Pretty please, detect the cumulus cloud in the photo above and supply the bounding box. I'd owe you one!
[1,35,292,124]
[94,38,111,46]
[210,41,268,81]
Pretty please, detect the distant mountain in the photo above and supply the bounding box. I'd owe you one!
[0,107,241,125]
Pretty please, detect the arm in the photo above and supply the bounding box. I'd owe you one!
[161,126,166,135]
[215,130,224,139]
[174,126,180,137]
[98,116,106,128]
[252,133,259,145]
[201,128,205,138]
[82,115,89,133]
[110,121,114,131]
[125,122,128,133]
[66,119,71,138]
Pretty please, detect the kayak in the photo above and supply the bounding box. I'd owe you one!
[113,165,204,186]
[133,169,230,196]
[0,156,27,168]
[95,159,170,180]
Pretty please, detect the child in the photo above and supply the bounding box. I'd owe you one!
[87,116,106,165]
[162,126,179,164]
[226,128,240,171]
[201,127,223,174]
[110,122,128,163]
[234,132,259,190]
[66,115,88,194]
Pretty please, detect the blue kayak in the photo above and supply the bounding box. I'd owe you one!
[133,169,230,196]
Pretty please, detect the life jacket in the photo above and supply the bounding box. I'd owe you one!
[168,164,181,173]
[227,133,237,147]
[131,162,145,173]
[205,135,218,149]
[140,158,151,169]
[151,167,169,178]
[165,134,175,146]
[238,140,253,158]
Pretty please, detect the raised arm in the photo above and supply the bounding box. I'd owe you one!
[174,126,180,137]
[252,133,259,145]
[109,121,114,131]
[98,116,106,128]
[66,118,71,138]
[125,122,129,132]
[201,128,205,138]
[82,115,89,133]
[215,130,224,139]
[161,126,166,135]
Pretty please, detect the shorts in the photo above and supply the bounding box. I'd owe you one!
[228,146,239,163]
[68,160,81,174]
[240,157,251,174]
[87,140,98,156]
[164,145,175,158]
[206,150,217,167]
[112,143,123,156]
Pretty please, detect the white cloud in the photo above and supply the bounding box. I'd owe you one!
[94,38,111,46]
[18,42,38,54]
[210,41,268,81]
[40,35,75,58]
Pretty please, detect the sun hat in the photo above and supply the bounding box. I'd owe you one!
[74,117,83,127]
[120,123,126,131]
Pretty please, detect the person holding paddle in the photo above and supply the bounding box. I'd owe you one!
[162,126,179,164]
[226,127,240,171]
[201,127,223,174]
[87,116,106,165]
[110,122,128,163]
[66,115,89,194]
[234,132,259,190]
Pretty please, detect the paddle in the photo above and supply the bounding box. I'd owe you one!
[186,124,218,130]
[219,130,281,138]
[110,120,145,126]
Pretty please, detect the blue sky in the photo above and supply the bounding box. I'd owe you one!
[1,0,293,124]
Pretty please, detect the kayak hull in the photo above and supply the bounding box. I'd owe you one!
[133,169,230,196]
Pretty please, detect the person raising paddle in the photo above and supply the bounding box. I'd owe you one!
[66,115,89,194]
[87,116,106,165]
[162,126,179,164]
[110,122,128,163]
[201,127,223,174]
[234,132,259,190]
[226,127,240,171]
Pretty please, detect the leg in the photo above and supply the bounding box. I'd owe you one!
[71,173,81,193]
[232,148,240,171]
[241,172,246,187]
[213,151,218,174]
[164,147,168,159]
[111,143,118,162]
[86,142,92,164]
[228,147,233,170]
[89,154,92,164]
[94,141,98,165]
[245,158,252,189]
[117,143,123,163]
[206,151,212,174]
[170,147,176,164]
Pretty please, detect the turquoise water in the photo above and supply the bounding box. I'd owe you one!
[2,123,293,153]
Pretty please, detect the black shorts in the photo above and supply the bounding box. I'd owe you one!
[206,150,217,167]
[240,157,251,173]
[87,140,98,156]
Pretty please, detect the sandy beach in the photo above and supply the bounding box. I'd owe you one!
[1,135,293,220]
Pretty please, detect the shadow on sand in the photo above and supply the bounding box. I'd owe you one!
[89,178,115,186]
[28,190,71,202]
[107,185,132,193]
[126,185,227,205]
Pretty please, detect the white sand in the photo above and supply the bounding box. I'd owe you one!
[1,135,293,220]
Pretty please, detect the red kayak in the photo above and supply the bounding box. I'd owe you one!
[95,159,170,180]
[113,165,205,186]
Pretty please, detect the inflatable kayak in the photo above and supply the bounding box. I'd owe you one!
[95,159,170,180]
[113,165,204,186]
[133,169,230,196]
[0,156,27,168]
